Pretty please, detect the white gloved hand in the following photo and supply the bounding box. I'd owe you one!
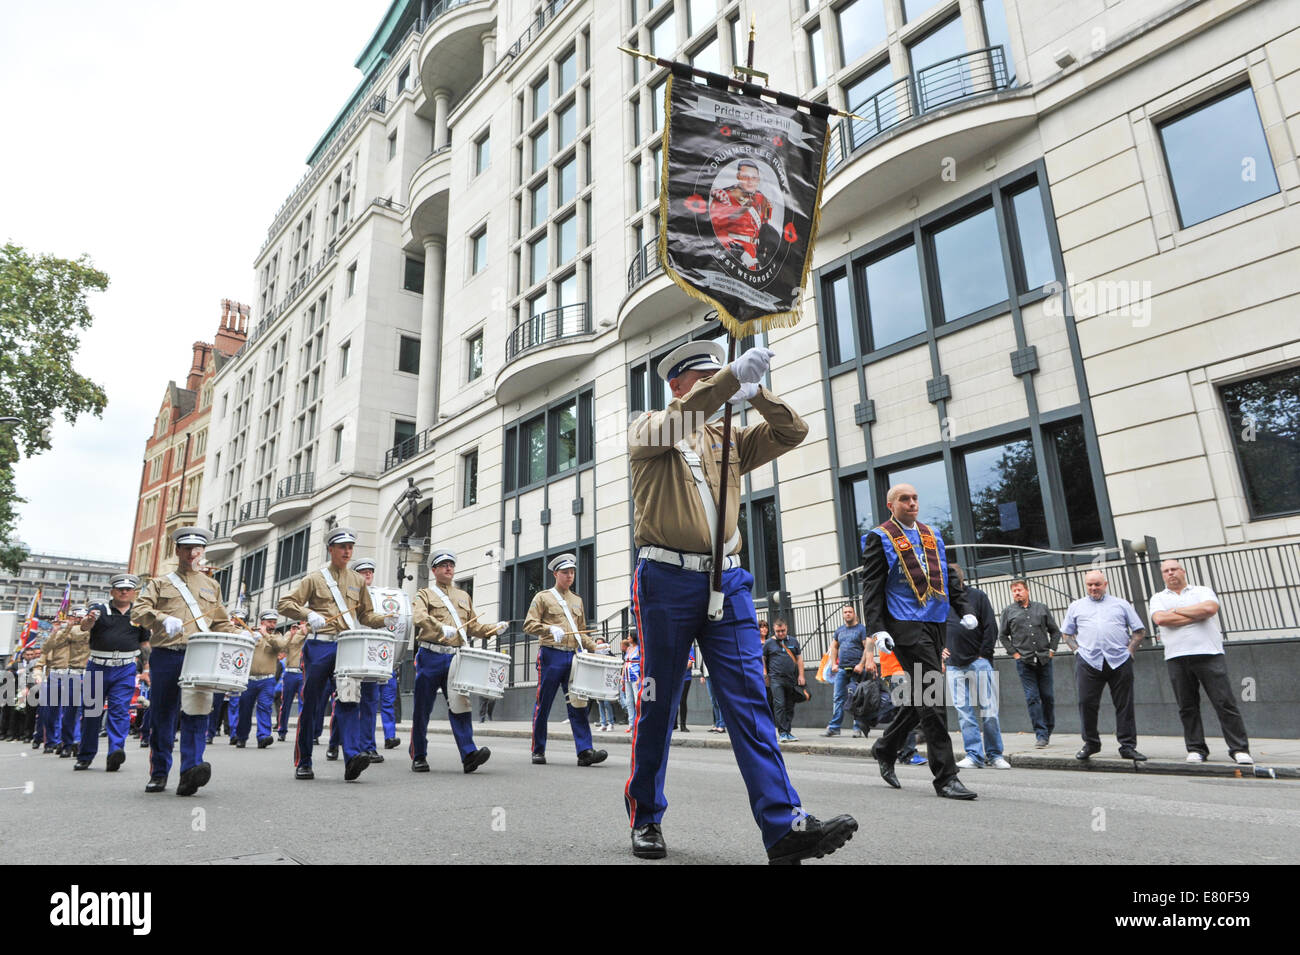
[960,614,978,631]
[495,621,509,636]
[595,641,611,654]
[731,347,775,384]
[441,625,458,640]
[163,616,184,638]
[549,625,566,641]
[306,611,327,632]
[873,631,894,654]
[728,382,760,407]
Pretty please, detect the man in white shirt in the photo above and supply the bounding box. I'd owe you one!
[1148,559,1252,765]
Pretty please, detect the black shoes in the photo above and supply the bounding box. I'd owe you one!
[872,742,900,789]
[532,752,547,765]
[631,823,667,859]
[235,739,246,748]
[577,749,608,767]
[1118,747,1148,761]
[58,745,72,758]
[366,749,383,763]
[1076,745,1101,761]
[139,738,150,748]
[277,733,287,742]
[295,765,315,780]
[937,779,978,800]
[411,758,430,772]
[344,753,371,781]
[43,745,55,754]
[105,750,125,773]
[73,759,91,771]
[463,748,491,774]
[325,746,340,761]
[822,729,840,737]
[384,737,401,749]
[176,762,212,797]
[145,776,167,793]
[767,814,859,865]
[257,736,273,749]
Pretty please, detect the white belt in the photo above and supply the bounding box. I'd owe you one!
[417,641,456,655]
[284,668,302,674]
[249,674,276,681]
[309,634,338,644]
[637,546,741,574]
[90,652,138,667]
[51,668,72,674]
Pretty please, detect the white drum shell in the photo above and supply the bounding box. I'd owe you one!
[179,632,258,694]
[334,630,397,683]
[448,647,510,700]
[568,653,622,701]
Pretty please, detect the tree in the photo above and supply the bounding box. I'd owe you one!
[0,243,110,573]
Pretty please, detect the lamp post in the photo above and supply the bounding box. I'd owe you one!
[393,478,424,589]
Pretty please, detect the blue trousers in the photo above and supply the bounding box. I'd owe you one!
[60,671,83,746]
[380,674,398,739]
[705,676,726,730]
[208,693,226,739]
[78,663,133,762]
[236,676,276,742]
[626,561,803,850]
[531,646,593,755]
[1015,658,1055,741]
[359,681,379,750]
[40,680,58,744]
[314,679,331,740]
[827,666,864,733]
[295,640,363,768]
[148,647,209,779]
[409,649,476,762]
[277,670,303,736]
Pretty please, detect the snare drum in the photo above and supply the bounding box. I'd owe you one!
[568,652,622,701]
[334,630,397,683]
[179,631,258,694]
[448,647,510,700]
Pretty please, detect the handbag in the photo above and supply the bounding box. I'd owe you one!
[783,643,811,703]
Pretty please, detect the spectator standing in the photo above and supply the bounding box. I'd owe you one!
[1148,559,1252,765]
[1062,570,1147,761]
[621,633,641,734]
[942,566,1009,769]
[762,619,803,742]
[823,604,872,737]
[999,579,1061,747]
[701,656,726,733]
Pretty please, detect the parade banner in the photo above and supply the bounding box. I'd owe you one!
[658,71,830,337]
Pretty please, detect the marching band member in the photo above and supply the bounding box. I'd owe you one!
[408,548,505,775]
[524,553,607,767]
[276,621,309,742]
[33,625,67,754]
[350,558,385,764]
[277,527,393,782]
[61,608,89,756]
[623,339,857,863]
[234,612,287,749]
[74,581,148,773]
[131,528,240,795]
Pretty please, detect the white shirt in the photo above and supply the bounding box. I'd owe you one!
[1148,585,1224,659]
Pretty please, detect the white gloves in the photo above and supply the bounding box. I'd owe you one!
[495,621,509,636]
[595,641,611,654]
[731,346,774,384]
[728,382,760,407]
[873,631,894,654]
[441,625,458,640]
[960,614,978,631]
[163,616,184,638]
[549,625,566,641]
[306,611,327,632]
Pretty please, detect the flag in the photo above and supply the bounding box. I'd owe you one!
[55,583,71,622]
[19,588,42,651]
[658,70,830,338]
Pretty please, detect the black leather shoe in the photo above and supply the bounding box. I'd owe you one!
[257,736,273,749]
[73,759,92,771]
[139,738,149,748]
[1118,747,1148,761]
[366,748,383,763]
[1076,745,1101,761]
[577,748,608,767]
[384,736,401,749]
[295,764,314,780]
[344,753,371,781]
[462,747,491,774]
[532,752,547,765]
[325,746,339,761]
[235,739,246,748]
[59,746,72,758]
[145,776,167,793]
[277,734,286,742]
[411,758,430,772]
[872,742,900,789]
[31,740,40,749]
[43,745,56,754]
[314,737,321,745]
[205,736,214,745]
[631,823,667,859]
[767,814,858,865]
[176,762,212,797]
[937,779,978,800]
[105,750,125,773]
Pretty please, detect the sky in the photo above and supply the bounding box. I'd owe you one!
[2,0,393,562]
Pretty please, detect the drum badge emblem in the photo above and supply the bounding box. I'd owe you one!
[231,651,248,670]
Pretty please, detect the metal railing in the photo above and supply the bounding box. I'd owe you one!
[210,520,234,542]
[275,473,314,500]
[626,237,663,291]
[383,427,435,473]
[916,45,1010,113]
[505,303,592,361]
[370,195,406,213]
[502,0,570,61]
[236,498,271,524]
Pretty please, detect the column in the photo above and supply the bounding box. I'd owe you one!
[481,31,496,74]
[433,88,451,150]
[414,236,446,434]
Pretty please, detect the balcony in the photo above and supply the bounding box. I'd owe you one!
[232,498,272,545]
[383,427,435,474]
[417,0,497,105]
[495,303,597,404]
[405,145,452,245]
[617,238,690,341]
[820,46,1033,233]
[269,473,314,525]
[205,520,236,562]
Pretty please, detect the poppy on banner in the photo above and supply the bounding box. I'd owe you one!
[657,71,830,337]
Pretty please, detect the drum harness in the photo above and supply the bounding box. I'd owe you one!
[637,439,741,574]
[419,584,465,655]
[315,565,357,640]
[165,572,211,636]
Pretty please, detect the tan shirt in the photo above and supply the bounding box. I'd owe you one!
[37,625,72,670]
[523,588,596,651]
[250,630,289,677]
[629,365,808,553]
[412,585,496,647]
[276,566,386,635]
[282,629,308,669]
[131,569,240,648]
[64,624,90,669]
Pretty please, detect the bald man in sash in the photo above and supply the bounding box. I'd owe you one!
[278,527,394,782]
[625,338,857,864]
[408,548,506,774]
[524,553,608,767]
[132,528,240,795]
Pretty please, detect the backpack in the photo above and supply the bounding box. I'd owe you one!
[849,677,883,725]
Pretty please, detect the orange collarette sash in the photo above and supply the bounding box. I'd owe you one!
[880,518,946,606]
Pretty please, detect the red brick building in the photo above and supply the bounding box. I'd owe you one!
[128,300,248,579]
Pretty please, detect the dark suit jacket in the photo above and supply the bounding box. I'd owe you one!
[860,531,972,647]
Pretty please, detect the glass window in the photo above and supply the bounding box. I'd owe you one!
[339,341,351,377]
[394,419,416,449]
[689,0,715,36]
[631,158,642,210]
[557,101,577,148]
[558,214,577,264]
[529,235,549,286]
[755,497,781,597]
[909,15,969,111]
[398,335,421,374]
[650,143,663,196]
[531,181,549,229]
[884,458,953,543]
[861,242,925,347]
[474,132,490,174]
[730,16,743,66]
[651,78,666,132]
[531,130,549,172]
[844,63,898,144]
[691,37,720,75]
[980,0,1016,83]
[1008,183,1055,291]
[1220,367,1300,519]
[403,255,424,293]
[532,76,549,121]
[929,205,1006,321]
[903,0,934,22]
[524,416,546,485]
[846,476,875,555]
[462,450,479,506]
[824,271,856,365]
[468,332,483,381]
[1158,86,1280,229]
[630,94,641,147]
[651,11,676,56]
[471,230,488,274]
[808,27,826,87]
[962,437,1049,554]
[553,400,578,474]
[558,48,578,92]
[838,0,887,66]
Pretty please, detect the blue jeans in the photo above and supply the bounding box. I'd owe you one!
[597,698,615,724]
[704,676,726,729]
[945,657,1003,763]
[826,667,864,732]
[1015,657,1055,741]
